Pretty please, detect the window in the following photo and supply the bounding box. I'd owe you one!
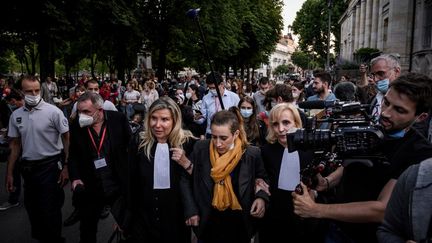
[383,18,389,50]
[423,0,432,48]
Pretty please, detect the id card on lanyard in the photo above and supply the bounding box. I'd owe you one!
[88,126,107,169]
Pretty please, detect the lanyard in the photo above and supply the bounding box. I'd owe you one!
[87,126,107,158]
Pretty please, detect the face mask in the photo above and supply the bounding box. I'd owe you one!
[271,101,277,108]
[292,92,299,99]
[376,79,389,93]
[8,104,18,111]
[176,94,184,103]
[79,113,95,128]
[385,114,422,138]
[240,109,253,118]
[25,94,41,106]
[185,92,192,99]
[387,129,405,138]
[209,89,218,96]
[190,80,195,85]
[78,91,85,95]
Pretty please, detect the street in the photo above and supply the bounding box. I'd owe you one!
[0,162,116,243]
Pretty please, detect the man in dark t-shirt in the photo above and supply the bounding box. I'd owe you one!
[292,73,432,243]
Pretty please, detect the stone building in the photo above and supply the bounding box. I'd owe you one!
[339,0,432,77]
[256,33,297,79]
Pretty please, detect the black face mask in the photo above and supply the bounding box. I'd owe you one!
[112,84,118,89]
[231,86,237,93]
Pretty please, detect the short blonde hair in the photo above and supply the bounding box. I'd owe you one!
[266,103,302,144]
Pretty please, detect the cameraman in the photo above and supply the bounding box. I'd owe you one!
[292,72,432,243]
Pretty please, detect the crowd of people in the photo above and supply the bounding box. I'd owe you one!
[0,53,432,243]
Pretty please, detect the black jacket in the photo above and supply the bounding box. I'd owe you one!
[68,110,131,224]
[186,139,269,239]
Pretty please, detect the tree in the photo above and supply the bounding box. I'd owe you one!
[292,51,310,70]
[291,0,348,67]
[354,47,381,64]
[273,64,290,76]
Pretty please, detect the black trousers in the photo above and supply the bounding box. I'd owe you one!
[77,188,104,243]
[21,159,65,243]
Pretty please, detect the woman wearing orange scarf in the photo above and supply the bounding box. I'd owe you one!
[186,107,270,243]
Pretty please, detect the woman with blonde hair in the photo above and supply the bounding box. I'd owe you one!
[186,107,270,243]
[259,103,323,242]
[127,97,197,243]
[141,80,159,112]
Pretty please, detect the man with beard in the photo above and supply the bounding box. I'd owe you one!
[306,72,336,102]
[292,72,432,243]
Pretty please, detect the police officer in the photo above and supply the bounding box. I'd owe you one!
[6,75,69,243]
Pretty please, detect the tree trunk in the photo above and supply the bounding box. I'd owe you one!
[246,66,250,82]
[38,33,55,81]
[156,38,167,82]
[225,66,229,79]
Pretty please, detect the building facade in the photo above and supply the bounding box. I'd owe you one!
[256,34,297,79]
[339,0,432,77]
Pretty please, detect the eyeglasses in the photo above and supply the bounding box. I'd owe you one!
[370,68,392,80]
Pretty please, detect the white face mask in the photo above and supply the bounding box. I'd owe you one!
[25,94,41,106]
[185,92,192,99]
[209,89,218,96]
[79,113,95,127]
[292,92,299,99]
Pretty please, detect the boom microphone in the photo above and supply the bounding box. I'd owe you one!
[298,100,337,109]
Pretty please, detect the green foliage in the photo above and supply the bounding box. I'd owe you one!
[354,47,381,63]
[291,51,310,70]
[292,0,348,67]
[0,0,283,80]
[273,64,290,75]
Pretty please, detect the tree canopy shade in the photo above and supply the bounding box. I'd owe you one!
[0,0,283,81]
[291,0,347,68]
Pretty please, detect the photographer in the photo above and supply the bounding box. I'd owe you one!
[292,73,432,243]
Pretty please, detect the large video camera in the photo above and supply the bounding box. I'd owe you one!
[288,100,386,194]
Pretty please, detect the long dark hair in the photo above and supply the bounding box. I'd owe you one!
[238,96,260,145]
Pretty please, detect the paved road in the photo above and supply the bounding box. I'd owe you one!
[0,162,116,243]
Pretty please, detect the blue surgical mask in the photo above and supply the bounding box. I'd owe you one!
[388,129,405,138]
[376,79,389,93]
[240,109,253,118]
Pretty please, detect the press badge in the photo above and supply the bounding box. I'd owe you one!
[94,157,107,169]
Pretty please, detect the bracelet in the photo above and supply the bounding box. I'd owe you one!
[324,177,330,191]
[185,163,193,171]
